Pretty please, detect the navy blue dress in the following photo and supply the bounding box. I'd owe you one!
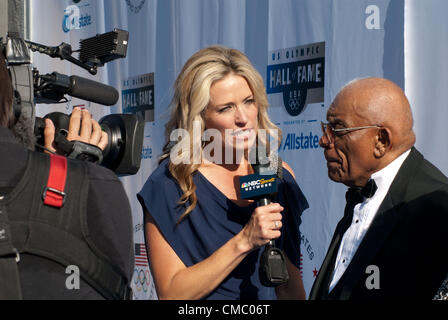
[137,159,308,300]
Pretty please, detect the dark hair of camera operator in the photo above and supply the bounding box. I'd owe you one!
[0,54,134,299]
[0,53,14,129]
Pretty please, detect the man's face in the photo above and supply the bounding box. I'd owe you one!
[320,91,379,187]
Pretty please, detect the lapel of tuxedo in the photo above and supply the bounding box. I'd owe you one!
[310,207,355,299]
[333,148,423,299]
[309,225,343,299]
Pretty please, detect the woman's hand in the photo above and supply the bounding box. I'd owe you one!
[238,202,284,252]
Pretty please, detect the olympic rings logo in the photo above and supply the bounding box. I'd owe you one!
[132,267,151,293]
[283,88,307,116]
[289,97,300,110]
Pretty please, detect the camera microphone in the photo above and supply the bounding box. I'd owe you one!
[69,75,119,106]
[35,72,119,106]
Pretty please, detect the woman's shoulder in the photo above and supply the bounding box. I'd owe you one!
[148,157,172,182]
[278,160,309,214]
[141,158,182,196]
[138,158,182,211]
[281,161,296,180]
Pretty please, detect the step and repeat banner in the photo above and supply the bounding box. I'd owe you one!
[405,0,448,177]
[29,0,446,299]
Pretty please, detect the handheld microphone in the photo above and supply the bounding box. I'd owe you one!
[251,157,277,240]
[239,156,289,286]
[251,157,278,249]
[35,72,119,106]
[251,154,280,207]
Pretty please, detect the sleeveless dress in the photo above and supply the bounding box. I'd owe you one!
[137,159,308,300]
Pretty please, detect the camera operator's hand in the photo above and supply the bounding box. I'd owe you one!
[44,107,108,154]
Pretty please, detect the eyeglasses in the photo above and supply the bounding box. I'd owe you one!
[321,121,382,144]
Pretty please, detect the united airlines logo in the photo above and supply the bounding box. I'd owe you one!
[267,42,325,116]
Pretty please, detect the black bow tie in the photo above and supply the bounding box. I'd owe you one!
[345,179,377,206]
[361,179,377,198]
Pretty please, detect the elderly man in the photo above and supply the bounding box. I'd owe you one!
[310,77,448,299]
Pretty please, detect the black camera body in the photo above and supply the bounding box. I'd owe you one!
[34,112,144,175]
[2,30,144,176]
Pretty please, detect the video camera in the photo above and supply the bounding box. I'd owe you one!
[2,29,144,176]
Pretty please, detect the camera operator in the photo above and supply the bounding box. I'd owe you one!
[0,52,134,299]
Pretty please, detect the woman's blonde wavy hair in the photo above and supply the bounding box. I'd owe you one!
[160,45,281,223]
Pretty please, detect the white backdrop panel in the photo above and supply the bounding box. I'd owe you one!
[28,0,415,300]
[405,0,448,176]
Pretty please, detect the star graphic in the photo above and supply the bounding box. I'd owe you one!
[312,268,319,278]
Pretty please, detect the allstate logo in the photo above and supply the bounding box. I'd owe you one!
[62,5,80,33]
[267,42,325,117]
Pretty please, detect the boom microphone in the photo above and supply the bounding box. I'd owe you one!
[69,75,119,105]
[35,72,119,106]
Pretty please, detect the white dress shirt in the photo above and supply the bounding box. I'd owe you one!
[328,149,411,292]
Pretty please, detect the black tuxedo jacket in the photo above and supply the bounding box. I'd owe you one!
[310,147,448,300]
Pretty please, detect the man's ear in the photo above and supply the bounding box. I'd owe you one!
[374,128,390,158]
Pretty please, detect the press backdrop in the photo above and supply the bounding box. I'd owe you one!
[29,0,448,299]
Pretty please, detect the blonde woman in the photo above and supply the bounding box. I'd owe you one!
[138,46,308,300]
